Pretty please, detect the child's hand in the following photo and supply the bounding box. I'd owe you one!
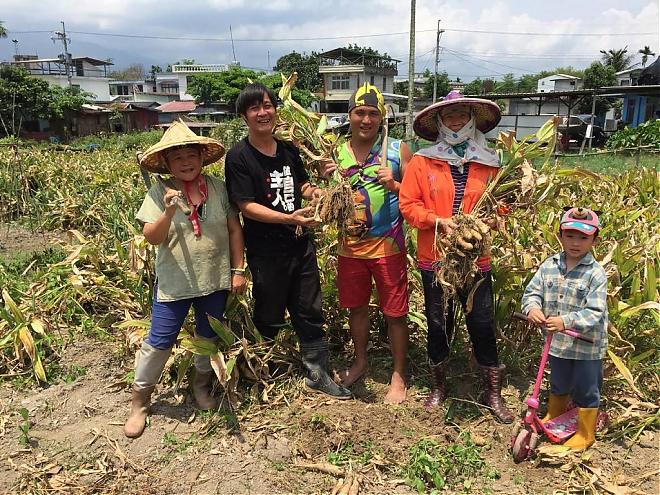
[545,316,565,333]
[527,308,547,326]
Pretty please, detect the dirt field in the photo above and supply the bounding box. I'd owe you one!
[0,225,658,495]
[1,335,658,495]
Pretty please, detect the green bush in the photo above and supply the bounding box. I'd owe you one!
[606,120,660,150]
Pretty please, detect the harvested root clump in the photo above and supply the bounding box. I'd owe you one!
[310,181,355,235]
[435,214,491,302]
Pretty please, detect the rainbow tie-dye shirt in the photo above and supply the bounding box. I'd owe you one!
[337,137,406,259]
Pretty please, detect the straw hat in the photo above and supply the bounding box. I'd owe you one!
[139,120,225,173]
[413,90,501,141]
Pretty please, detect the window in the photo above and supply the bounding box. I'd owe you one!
[117,85,129,96]
[160,82,179,94]
[75,60,84,76]
[370,75,375,84]
[382,77,386,92]
[331,75,350,90]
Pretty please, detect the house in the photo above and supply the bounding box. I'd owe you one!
[72,104,113,135]
[318,48,400,113]
[155,100,197,124]
[110,102,160,132]
[11,55,113,101]
[620,58,660,127]
[141,64,235,102]
[537,74,583,93]
[109,79,149,102]
[616,68,643,86]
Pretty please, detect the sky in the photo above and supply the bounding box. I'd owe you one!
[1,0,658,81]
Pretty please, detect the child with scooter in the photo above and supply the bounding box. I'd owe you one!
[520,207,608,452]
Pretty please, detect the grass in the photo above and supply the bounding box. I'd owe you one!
[555,151,658,174]
[401,431,499,494]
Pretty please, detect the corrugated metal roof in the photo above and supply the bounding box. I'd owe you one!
[156,101,197,113]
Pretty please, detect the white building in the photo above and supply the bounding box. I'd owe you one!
[150,64,234,101]
[11,55,113,101]
[537,74,583,93]
[318,48,400,113]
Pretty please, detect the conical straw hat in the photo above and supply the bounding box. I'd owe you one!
[139,120,225,173]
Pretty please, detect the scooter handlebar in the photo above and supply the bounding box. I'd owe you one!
[513,312,594,344]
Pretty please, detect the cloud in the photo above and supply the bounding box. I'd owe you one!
[1,0,657,79]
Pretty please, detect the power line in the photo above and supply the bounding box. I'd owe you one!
[8,27,657,42]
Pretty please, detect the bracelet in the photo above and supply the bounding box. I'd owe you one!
[231,268,246,275]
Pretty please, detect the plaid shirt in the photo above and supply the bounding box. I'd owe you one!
[522,251,608,360]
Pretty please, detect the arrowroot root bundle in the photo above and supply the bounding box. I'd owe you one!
[435,214,491,305]
[310,181,355,236]
[275,72,356,233]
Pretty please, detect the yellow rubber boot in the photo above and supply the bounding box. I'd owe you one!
[542,394,570,422]
[564,408,598,451]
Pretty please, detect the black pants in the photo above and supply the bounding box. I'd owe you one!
[247,239,324,343]
[421,269,499,367]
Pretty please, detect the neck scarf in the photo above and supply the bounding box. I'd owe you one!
[182,175,208,237]
[416,113,500,173]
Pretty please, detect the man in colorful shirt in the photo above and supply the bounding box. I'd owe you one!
[334,83,412,404]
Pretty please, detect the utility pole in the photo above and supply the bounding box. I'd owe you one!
[229,25,238,65]
[406,0,416,140]
[11,39,19,57]
[53,21,72,88]
[432,19,445,103]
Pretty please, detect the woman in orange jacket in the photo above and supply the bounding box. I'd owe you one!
[399,91,514,423]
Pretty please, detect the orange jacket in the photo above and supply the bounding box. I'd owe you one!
[399,155,498,264]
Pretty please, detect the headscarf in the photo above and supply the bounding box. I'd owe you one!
[415,110,500,173]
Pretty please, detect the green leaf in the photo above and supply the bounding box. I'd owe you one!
[207,315,235,349]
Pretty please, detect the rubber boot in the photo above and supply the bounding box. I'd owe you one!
[123,342,171,438]
[424,359,448,409]
[564,408,598,451]
[542,393,570,423]
[479,364,515,424]
[300,339,351,399]
[192,371,218,410]
[193,340,219,410]
[123,386,154,438]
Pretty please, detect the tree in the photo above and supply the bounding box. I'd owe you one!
[422,69,450,99]
[149,65,162,77]
[0,65,89,136]
[275,51,322,92]
[495,73,517,93]
[109,63,145,81]
[0,21,7,39]
[463,78,483,95]
[600,47,635,72]
[187,67,316,109]
[638,46,656,67]
[578,61,617,114]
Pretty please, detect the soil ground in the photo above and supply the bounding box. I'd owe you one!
[0,224,658,495]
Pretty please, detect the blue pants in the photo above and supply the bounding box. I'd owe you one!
[550,356,602,408]
[145,288,228,350]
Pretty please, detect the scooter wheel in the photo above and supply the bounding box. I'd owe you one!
[512,429,530,463]
[529,432,540,452]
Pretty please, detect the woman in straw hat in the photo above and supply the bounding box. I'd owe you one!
[399,91,514,423]
[124,120,246,438]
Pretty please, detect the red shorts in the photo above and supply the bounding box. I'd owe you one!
[337,253,409,317]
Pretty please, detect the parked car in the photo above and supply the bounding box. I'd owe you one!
[558,116,607,148]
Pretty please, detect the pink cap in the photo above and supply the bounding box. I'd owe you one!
[560,207,600,235]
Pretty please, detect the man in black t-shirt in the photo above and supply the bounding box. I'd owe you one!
[225,83,350,399]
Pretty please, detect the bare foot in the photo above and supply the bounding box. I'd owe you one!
[384,371,407,404]
[336,359,368,387]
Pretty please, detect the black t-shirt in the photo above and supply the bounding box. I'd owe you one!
[225,137,310,255]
